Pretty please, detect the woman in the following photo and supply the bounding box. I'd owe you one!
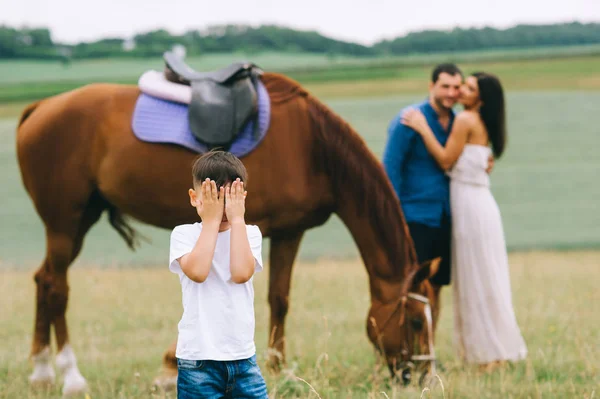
[401,72,527,369]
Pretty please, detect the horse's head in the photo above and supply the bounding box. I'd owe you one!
[366,257,440,385]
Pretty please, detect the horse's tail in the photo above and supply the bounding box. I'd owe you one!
[107,204,147,250]
[17,100,43,128]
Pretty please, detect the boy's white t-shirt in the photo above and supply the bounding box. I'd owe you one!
[169,222,263,361]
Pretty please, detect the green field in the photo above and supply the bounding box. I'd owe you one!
[1,51,599,398]
[1,89,599,268]
[4,45,600,85]
[1,252,598,398]
[2,45,600,102]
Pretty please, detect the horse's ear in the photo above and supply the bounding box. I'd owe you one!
[413,257,441,285]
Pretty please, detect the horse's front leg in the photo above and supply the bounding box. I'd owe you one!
[267,232,304,371]
[154,341,178,392]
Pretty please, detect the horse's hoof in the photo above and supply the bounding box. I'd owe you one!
[153,372,177,392]
[61,369,88,397]
[266,358,282,374]
[29,347,56,388]
[266,350,284,374]
[29,369,55,388]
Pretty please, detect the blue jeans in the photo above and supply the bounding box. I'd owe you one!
[176,355,268,398]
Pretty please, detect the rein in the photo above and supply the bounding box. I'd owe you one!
[377,292,437,376]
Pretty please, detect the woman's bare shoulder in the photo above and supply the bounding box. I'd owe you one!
[455,110,479,125]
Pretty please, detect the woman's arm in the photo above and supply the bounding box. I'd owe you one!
[401,110,472,170]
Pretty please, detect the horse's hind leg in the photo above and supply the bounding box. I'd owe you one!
[57,195,107,396]
[29,255,57,388]
[30,193,105,397]
[30,232,82,394]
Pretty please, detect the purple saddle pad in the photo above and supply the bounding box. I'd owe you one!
[132,80,270,157]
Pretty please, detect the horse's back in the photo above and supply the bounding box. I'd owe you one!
[17,83,140,158]
[17,83,139,140]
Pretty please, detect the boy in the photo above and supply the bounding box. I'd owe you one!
[169,150,268,398]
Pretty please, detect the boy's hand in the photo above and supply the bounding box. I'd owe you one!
[225,178,247,224]
[196,179,224,225]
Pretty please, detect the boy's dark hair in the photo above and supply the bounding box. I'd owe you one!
[431,63,463,83]
[191,150,248,188]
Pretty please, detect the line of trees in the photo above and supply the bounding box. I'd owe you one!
[1,22,599,60]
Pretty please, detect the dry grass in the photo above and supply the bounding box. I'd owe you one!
[304,73,600,99]
[0,250,598,398]
[302,57,600,99]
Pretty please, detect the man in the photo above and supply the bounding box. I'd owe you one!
[382,63,464,297]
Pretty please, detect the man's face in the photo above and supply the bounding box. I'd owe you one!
[429,72,463,111]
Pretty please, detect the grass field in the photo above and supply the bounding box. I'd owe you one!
[2,90,599,267]
[3,45,600,85]
[1,50,599,398]
[0,251,598,398]
[1,46,600,102]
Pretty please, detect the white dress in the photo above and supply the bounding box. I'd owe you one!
[447,144,528,364]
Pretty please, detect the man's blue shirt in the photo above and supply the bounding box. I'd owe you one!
[382,99,454,227]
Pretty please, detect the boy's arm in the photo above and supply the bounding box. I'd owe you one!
[175,179,225,283]
[382,114,415,198]
[226,178,257,284]
[229,220,256,284]
[177,221,220,283]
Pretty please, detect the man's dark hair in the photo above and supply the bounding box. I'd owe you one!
[431,63,463,83]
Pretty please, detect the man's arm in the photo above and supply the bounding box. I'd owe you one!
[382,115,415,198]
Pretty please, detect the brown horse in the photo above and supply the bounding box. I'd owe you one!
[16,72,440,396]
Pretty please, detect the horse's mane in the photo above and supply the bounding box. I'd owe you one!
[262,73,419,280]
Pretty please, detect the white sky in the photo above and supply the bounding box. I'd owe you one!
[2,0,599,45]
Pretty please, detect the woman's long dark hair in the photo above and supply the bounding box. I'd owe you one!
[472,72,506,158]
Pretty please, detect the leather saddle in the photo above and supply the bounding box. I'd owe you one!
[163,51,263,149]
